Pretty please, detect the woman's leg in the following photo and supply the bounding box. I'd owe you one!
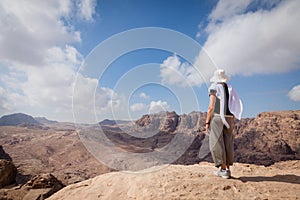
[224,117,234,167]
[209,116,226,168]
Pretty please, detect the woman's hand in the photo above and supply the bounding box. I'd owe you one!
[205,123,210,134]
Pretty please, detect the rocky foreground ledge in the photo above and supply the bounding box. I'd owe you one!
[48,161,300,200]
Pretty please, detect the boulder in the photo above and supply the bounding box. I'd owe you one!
[0,159,17,188]
[22,173,65,200]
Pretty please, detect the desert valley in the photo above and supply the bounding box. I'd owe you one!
[0,110,299,199]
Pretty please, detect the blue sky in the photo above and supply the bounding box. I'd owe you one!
[0,0,299,123]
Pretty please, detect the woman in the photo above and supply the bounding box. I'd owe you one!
[205,69,243,179]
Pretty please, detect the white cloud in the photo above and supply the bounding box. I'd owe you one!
[139,92,150,99]
[0,87,13,113]
[208,0,252,22]
[195,0,300,81]
[149,100,170,114]
[288,85,300,102]
[0,0,82,66]
[160,54,202,87]
[95,87,125,115]
[0,45,84,121]
[77,0,97,21]
[0,0,96,66]
[0,0,99,122]
[130,103,147,112]
[67,73,126,123]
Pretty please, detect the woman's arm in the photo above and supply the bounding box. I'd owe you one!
[205,94,216,133]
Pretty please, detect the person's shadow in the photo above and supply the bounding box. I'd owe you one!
[232,174,300,184]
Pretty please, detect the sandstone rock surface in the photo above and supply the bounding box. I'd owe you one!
[48,161,300,200]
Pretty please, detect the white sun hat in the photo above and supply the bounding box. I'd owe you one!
[209,69,231,83]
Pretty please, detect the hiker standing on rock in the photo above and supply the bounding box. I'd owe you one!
[204,69,243,179]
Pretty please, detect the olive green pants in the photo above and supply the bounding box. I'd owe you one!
[209,114,234,168]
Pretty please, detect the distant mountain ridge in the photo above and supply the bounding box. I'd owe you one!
[0,113,40,126]
[34,117,58,125]
[0,113,60,126]
[99,119,130,126]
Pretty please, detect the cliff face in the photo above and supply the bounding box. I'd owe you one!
[234,111,300,165]
[135,111,180,133]
[135,111,206,133]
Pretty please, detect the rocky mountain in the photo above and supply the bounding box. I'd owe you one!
[135,111,203,133]
[48,160,300,200]
[0,113,40,126]
[135,111,180,133]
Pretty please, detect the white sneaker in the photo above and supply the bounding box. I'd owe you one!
[226,169,231,177]
[214,169,230,179]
